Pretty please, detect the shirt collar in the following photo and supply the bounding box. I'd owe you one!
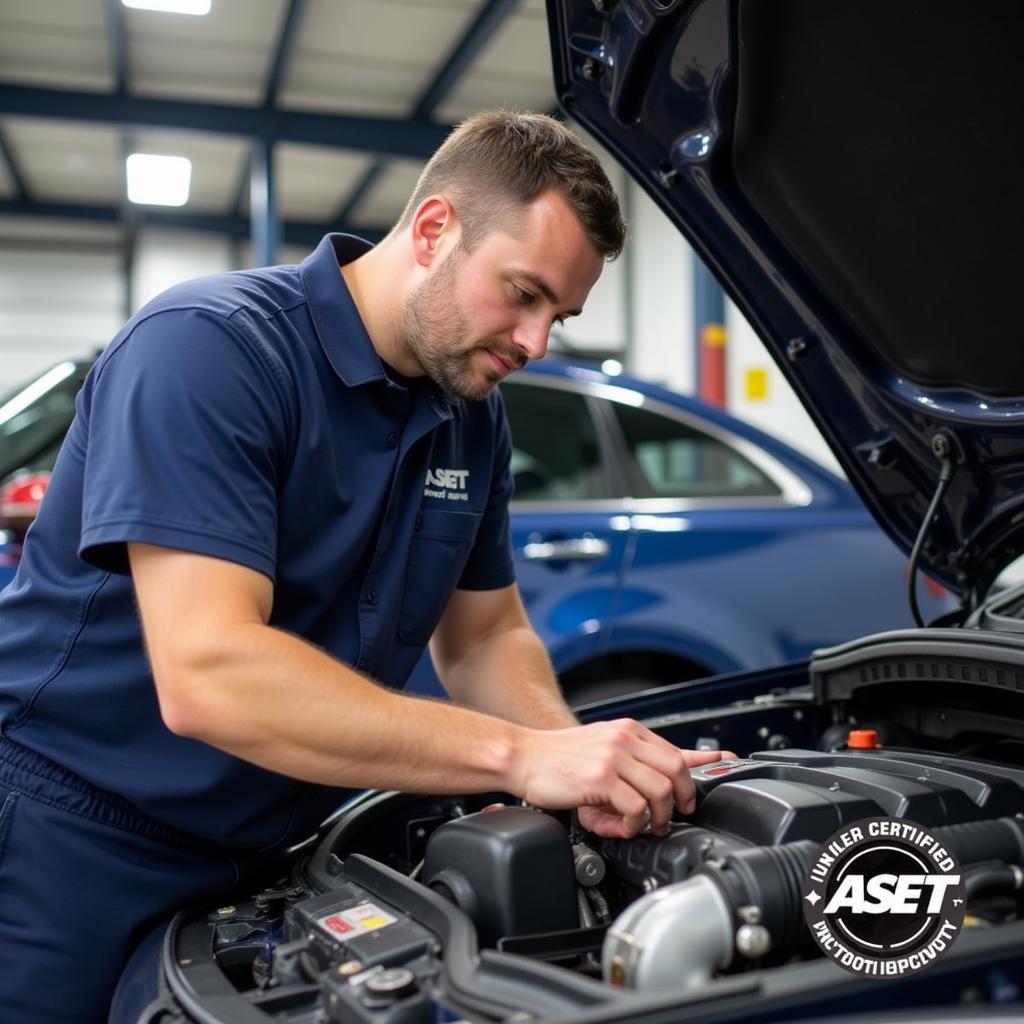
[299,233,384,387]
[298,234,457,420]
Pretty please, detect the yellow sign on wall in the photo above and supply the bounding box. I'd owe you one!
[744,367,769,401]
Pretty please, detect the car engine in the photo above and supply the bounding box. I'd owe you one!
[153,629,1024,1023]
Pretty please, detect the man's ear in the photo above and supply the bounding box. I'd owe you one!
[410,195,458,268]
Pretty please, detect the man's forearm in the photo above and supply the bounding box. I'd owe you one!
[133,547,724,839]
[156,620,529,795]
[437,624,578,729]
[157,619,733,838]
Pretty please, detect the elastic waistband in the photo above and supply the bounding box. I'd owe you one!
[0,736,223,854]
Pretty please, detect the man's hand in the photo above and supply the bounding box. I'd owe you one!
[513,718,736,839]
[575,747,737,838]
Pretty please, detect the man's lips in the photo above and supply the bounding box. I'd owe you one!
[485,349,519,375]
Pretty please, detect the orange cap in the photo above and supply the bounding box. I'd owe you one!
[848,728,880,749]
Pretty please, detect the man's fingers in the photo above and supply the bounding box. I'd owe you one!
[632,727,689,776]
[616,759,675,834]
[577,803,634,840]
[681,748,739,767]
[520,723,742,834]
[675,775,697,815]
[605,778,655,837]
[674,748,740,814]
[608,723,714,823]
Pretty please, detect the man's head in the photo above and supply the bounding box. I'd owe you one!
[389,111,625,400]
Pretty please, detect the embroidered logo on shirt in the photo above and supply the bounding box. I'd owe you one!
[424,467,469,502]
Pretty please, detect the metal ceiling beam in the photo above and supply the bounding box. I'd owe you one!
[229,153,251,220]
[413,0,519,118]
[331,165,385,230]
[0,84,451,160]
[331,0,520,228]
[249,137,279,265]
[263,0,307,108]
[0,198,386,247]
[0,125,29,200]
[227,0,309,227]
[106,0,129,94]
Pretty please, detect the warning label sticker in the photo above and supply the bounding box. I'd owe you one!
[319,914,355,938]
[317,902,397,939]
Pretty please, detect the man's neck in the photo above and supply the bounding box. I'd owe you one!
[340,242,422,378]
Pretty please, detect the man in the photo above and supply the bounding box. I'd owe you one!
[0,112,730,1022]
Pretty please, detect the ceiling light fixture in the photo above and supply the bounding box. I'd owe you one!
[126,154,192,206]
[122,0,212,14]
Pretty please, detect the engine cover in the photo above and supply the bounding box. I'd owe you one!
[599,748,1024,889]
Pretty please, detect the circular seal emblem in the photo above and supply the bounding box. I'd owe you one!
[803,817,965,978]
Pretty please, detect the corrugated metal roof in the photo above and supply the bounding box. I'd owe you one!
[0,0,561,238]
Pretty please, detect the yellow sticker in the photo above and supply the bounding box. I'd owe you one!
[744,368,769,401]
[341,902,397,932]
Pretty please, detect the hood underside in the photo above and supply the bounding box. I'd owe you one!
[546,0,1024,601]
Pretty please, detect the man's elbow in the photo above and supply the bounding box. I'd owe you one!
[154,668,211,739]
[149,643,229,741]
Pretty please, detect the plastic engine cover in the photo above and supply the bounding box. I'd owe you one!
[421,806,578,946]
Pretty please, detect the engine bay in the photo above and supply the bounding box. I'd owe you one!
[156,629,1024,1023]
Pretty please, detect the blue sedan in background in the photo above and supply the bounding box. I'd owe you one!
[0,356,949,703]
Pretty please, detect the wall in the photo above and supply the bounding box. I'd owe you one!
[0,220,124,394]
[132,228,233,311]
[623,183,693,393]
[725,298,840,473]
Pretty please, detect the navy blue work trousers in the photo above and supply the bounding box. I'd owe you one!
[0,737,254,1023]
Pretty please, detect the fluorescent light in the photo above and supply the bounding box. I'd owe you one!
[122,0,211,13]
[126,153,192,207]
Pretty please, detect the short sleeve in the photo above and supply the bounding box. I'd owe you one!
[78,308,293,579]
[456,391,516,591]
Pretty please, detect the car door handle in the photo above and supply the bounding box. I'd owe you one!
[521,537,610,561]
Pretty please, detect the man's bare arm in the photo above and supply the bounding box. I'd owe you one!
[130,543,527,794]
[430,584,736,836]
[130,543,722,837]
[429,584,575,729]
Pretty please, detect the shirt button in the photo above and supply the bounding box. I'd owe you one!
[366,589,378,606]
[386,432,398,449]
[414,515,423,531]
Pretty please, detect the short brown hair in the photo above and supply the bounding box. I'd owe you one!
[394,111,626,260]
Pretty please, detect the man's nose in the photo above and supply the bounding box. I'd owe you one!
[512,318,550,362]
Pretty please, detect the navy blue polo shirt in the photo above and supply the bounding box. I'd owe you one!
[0,234,515,850]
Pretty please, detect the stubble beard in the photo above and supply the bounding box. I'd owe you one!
[399,247,505,402]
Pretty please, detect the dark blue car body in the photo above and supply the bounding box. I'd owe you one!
[409,359,948,700]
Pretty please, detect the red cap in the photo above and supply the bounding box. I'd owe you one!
[847,728,880,750]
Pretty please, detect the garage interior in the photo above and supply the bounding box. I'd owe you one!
[2,4,1024,1021]
[0,0,833,468]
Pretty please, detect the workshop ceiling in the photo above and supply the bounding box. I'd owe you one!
[0,0,557,240]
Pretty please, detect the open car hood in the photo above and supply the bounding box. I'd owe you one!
[546,0,1024,602]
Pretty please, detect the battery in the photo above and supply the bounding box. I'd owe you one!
[289,886,437,969]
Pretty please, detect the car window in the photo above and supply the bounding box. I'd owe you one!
[501,381,609,501]
[611,402,781,498]
[0,362,83,482]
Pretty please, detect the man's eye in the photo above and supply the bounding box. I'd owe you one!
[515,286,534,305]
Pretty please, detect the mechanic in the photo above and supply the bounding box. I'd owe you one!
[0,112,732,1023]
